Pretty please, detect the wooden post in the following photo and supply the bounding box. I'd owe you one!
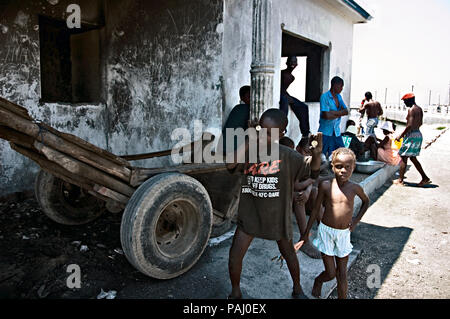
[250,0,274,122]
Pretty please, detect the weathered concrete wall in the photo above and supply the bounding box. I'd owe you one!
[104,0,224,168]
[222,0,253,124]
[0,0,225,195]
[0,0,109,196]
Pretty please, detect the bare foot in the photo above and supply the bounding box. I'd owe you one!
[312,278,323,298]
[292,286,308,299]
[292,288,308,299]
[417,178,431,187]
[228,288,242,299]
[393,179,405,186]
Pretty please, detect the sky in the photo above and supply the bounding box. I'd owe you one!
[350,0,450,106]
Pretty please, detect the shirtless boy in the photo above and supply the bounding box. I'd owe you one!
[394,93,431,187]
[300,148,369,298]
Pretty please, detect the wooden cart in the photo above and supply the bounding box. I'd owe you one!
[0,97,241,279]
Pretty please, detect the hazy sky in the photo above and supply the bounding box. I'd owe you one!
[350,0,450,106]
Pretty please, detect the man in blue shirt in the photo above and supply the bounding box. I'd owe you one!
[318,76,349,158]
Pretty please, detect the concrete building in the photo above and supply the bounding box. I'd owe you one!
[0,0,371,195]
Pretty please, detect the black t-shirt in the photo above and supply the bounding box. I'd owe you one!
[220,103,249,153]
[236,145,312,240]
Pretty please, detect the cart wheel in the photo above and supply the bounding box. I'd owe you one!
[120,173,213,279]
[35,169,105,225]
[211,213,232,238]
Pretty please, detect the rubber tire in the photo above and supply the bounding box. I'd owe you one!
[210,214,232,238]
[35,169,105,225]
[120,173,213,279]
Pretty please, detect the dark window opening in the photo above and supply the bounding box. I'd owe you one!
[281,32,327,102]
[39,15,102,104]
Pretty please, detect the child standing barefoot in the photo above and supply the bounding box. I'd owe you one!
[226,109,323,299]
[300,148,369,299]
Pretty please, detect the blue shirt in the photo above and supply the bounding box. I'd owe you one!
[318,90,347,136]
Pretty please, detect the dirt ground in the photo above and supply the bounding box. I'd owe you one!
[0,195,149,299]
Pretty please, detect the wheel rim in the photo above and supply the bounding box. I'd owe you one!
[155,199,200,258]
[57,181,102,214]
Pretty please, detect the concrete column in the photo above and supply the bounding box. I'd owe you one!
[250,0,274,122]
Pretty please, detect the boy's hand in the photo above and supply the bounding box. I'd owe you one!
[300,233,310,244]
[349,219,358,232]
[294,240,304,251]
[310,132,323,156]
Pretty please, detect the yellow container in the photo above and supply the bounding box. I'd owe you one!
[394,138,403,149]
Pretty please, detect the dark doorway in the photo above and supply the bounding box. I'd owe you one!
[39,15,102,103]
[281,32,328,102]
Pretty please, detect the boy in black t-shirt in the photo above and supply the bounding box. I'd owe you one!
[226,109,322,299]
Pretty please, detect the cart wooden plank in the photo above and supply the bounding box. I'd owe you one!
[34,141,135,197]
[0,96,33,121]
[130,163,228,187]
[0,109,131,182]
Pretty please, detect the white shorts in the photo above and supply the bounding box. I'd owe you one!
[312,222,353,258]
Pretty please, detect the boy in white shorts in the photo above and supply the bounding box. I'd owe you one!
[300,148,369,298]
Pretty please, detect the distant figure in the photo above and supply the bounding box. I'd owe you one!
[280,56,311,139]
[318,76,349,158]
[377,121,401,166]
[342,120,377,160]
[300,148,370,299]
[221,85,250,153]
[359,92,383,137]
[394,93,431,187]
